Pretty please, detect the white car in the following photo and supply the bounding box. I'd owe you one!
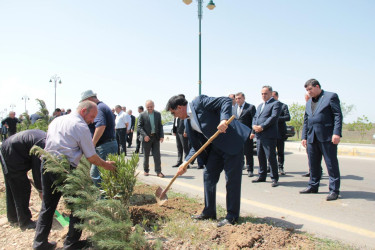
[163,121,174,135]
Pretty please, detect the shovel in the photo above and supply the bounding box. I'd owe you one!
[155,115,236,205]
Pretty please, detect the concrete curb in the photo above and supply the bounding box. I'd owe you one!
[163,134,375,159]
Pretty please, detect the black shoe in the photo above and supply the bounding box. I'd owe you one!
[20,220,36,231]
[191,213,216,220]
[302,172,310,177]
[64,240,89,250]
[35,241,57,250]
[247,171,254,177]
[279,168,285,175]
[252,178,266,183]
[127,145,131,148]
[172,163,181,168]
[198,165,204,169]
[299,187,318,194]
[271,180,279,187]
[217,218,237,227]
[134,150,139,154]
[326,192,339,201]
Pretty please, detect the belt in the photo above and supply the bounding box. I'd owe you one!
[150,133,156,136]
[96,138,116,147]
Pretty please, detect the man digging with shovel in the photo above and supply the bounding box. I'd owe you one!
[165,95,250,227]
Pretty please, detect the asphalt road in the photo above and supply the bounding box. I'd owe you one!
[129,136,375,249]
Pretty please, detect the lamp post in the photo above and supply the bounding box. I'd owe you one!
[49,75,62,110]
[22,95,30,113]
[183,0,216,96]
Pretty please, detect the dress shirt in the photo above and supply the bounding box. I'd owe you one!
[187,103,203,133]
[125,114,131,132]
[148,112,155,133]
[237,104,243,117]
[45,113,96,167]
[260,97,274,114]
[115,111,127,129]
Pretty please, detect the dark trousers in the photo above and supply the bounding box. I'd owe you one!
[307,141,340,194]
[115,128,127,155]
[244,138,254,172]
[202,145,243,221]
[176,133,189,164]
[135,131,143,153]
[127,131,133,146]
[143,136,161,174]
[33,171,82,249]
[276,138,285,169]
[4,170,32,226]
[257,138,279,181]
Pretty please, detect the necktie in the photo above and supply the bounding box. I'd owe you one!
[260,102,265,114]
[237,105,242,117]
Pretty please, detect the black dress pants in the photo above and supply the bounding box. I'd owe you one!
[244,138,254,172]
[276,138,285,169]
[33,171,82,249]
[176,132,189,164]
[115,128,127,155]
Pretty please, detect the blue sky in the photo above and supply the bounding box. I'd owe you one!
[0,0,374,123]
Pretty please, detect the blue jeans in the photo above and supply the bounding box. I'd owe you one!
[90,140,118,187]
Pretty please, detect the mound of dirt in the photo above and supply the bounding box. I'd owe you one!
[208,222,312,249]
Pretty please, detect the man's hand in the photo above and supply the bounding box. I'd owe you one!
[177,162,188,176]
[332,135,340,145]
[183,132,187,138]
[217,120,228,133]
[250,134,255,140]
[160,138,164,143]
[252,125,263,133]
[301,139,307,148]
[103,161,116,171]
[144,136,150,142]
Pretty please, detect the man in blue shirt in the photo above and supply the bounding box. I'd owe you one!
[80,90,118,187]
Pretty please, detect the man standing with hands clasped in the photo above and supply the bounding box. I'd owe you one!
[166,94,250,227]
[300,79,342,201]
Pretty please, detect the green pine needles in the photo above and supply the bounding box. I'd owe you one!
[100,153,139,205]
[30,146,147,249]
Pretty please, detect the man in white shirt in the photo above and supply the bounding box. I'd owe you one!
[115,105,129,155]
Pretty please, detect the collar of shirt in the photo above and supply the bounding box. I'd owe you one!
[187,102,203,133]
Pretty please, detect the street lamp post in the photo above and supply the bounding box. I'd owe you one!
[49,75,62,110]
[183,0,216,96]
[22,95,30,113]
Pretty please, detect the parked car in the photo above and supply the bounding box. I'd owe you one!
[286,125,296,138]
[163,121,174,135]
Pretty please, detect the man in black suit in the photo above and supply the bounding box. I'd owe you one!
[250,86,281,187]
[235,92,256,177]
[138,100,164,177]
[272,91,290,175]
[301,79,342,201]
[135,106,144,154]
[127,110,136,148]
[172,117,190,168]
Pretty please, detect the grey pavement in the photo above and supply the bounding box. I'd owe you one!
[129,134,375,249]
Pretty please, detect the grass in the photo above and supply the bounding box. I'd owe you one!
[0,192,6,216]
[307,234,358,250]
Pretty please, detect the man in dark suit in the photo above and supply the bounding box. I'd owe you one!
[127,110,136,147]
[135,106,144,154]
[272,91,290,175]
[235,92,256,177]
[172,117,190,168]
[166,94,250,227]
[301,79,342,201]
[250,86,281,187]
[138,100,164,177]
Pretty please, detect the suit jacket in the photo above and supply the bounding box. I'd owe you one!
[137,110,164,140]
[302,90,342,143]
[172,118,185,134]
[235,102,256,132]
[252,98,281,139]
[277,102,291,139]
[185,95,251,164]
[130,115,136,130]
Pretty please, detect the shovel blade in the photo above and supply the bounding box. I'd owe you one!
[155,186,168,205]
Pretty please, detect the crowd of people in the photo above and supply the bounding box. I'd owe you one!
[0,78,343,248]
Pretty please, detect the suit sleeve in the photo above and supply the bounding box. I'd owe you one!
[158,113,164,138]
[279,104,291,122]
[200,96,232,121]
[137,114,148,138]
[250,105,256,134]
[330,93,343,137]
[251,107,259,132]
[260,101,281,130]
[302,111,308,140]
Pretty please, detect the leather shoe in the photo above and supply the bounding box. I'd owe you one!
[198,165,204,169]
[302,172,310,177]
[326,192,339,201]
[191,213,216,220]
[172,163,180,168]
[143,172,149,176]
[37,241,57,250]
[64,240,90,250]
[157,172,165,178]
[271,180,279,187]
[252,178,266,183]
[247,171,254,177]
[217,218,237,227]
[20,220,36,231]
[299,187,318,194]
[279,168,285,175]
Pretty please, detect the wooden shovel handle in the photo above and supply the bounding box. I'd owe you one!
[161,115,236,195]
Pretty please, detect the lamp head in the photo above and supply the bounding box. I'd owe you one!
[207,0,216,10]
[49,79,52,83]
[59,80,62,84]
[183,0,192,5]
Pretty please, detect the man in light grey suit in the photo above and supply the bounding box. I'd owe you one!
[137,100,165,177]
